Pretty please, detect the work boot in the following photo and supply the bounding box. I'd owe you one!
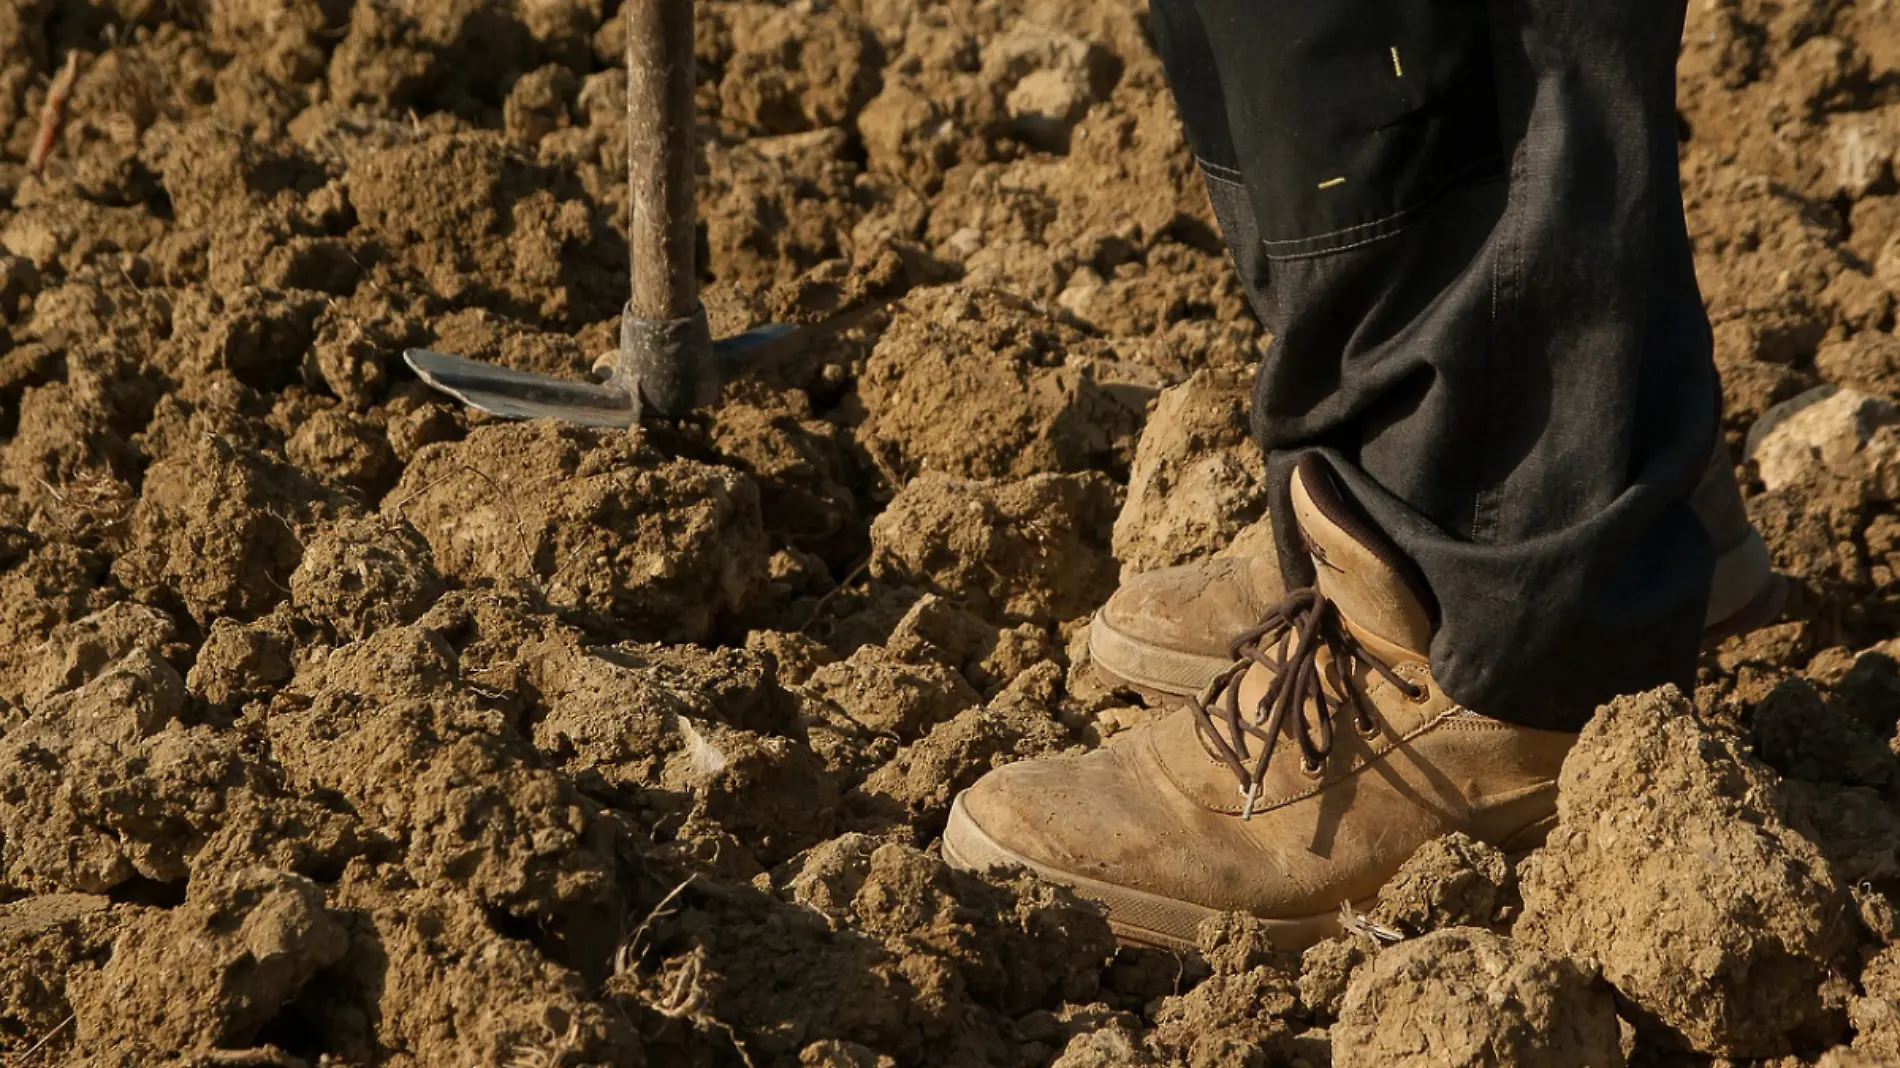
[943,456,1572,950]
[1090,440,1787,699]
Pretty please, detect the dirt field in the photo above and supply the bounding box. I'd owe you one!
[0,0,1897,1064]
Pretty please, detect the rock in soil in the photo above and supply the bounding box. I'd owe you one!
[1748,385,1900,494]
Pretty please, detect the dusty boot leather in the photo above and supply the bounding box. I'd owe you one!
[1089,439,1788,699]
[944,456,1574,951]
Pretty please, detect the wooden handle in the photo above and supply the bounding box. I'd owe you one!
[625,0,698,321]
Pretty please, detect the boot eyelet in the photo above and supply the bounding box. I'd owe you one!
[1300,757,1324,778]
[1355,717,1380,739]
[1398,671,1431,704]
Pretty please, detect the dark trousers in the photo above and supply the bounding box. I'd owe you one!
[1148,0,1718,730]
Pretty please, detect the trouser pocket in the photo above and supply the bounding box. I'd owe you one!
[1185,0,1508,259]
[1198,166,1272,315]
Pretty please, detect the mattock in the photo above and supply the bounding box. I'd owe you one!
[404,0,888,427]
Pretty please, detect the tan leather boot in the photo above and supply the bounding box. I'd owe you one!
[1090,440,1787,699]
[944,457,1581,951]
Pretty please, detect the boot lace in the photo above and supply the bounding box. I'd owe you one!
[1186,588,1425,820]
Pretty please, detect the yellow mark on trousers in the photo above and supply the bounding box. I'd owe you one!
[1391,47,1403,77]
[1318,177,1347,190]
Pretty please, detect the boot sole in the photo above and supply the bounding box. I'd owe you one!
[941,791,1353,953]
[1702,534,1791,646]
[1091,533,1791,702]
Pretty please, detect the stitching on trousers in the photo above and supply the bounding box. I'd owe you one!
[1262,225,1408,261]
[1260,162,1507,261]
[1469,0,1517,545]
[1196,158,1245,182]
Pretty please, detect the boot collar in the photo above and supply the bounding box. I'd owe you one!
[1288,455,1436,663]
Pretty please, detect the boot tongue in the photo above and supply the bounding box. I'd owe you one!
[1288,458,1435,658]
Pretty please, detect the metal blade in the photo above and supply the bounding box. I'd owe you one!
[712,300,894,373]
[404,349,639,428]
[404,298,895,426]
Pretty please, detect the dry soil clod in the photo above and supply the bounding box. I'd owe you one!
[0,0,1895,1063]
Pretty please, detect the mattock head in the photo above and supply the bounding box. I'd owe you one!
[617,304,719,419]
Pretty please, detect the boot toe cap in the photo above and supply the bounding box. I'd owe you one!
[1097,555,1250,646]
[1091,556,1276,696]
[943,735,1238,905]
[951,748,1139,879]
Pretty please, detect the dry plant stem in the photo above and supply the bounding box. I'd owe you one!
[456,462,539,578]
[1338,900,1404,944]
[29,51,81,175]
[503,1018,579,1068]
[615,873,698,976]
[18,1013,74,1062]
[625,0,699,320]
[384,471,457,519]
[799,556,871,635]
[188,1048,310,1068]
